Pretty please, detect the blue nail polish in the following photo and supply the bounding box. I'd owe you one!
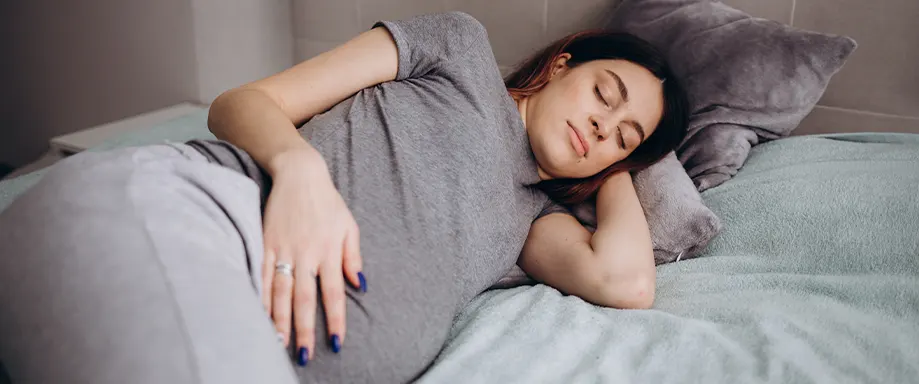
[358,272,367,293]
[298,347,309,366]
[330,334,341,353]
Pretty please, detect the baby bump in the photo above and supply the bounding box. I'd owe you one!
[189,140,477,381]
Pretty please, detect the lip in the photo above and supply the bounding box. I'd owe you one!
[567,121,590,157]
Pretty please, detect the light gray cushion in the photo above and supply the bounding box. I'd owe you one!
[635,152,722,263]
[608,0,857,191]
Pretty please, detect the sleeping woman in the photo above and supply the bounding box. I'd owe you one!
[0,11,687,384]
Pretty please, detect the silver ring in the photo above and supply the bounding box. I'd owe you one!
[275,262,294,277]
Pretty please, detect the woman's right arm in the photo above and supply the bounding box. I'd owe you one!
[520,172,656,309]
[206,26,400,362]
[207,26,399,175]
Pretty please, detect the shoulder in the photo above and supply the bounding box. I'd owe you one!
[437,11,489,44]
[443,11,486,31]
[425,11,492,60]
[377,11,495,75]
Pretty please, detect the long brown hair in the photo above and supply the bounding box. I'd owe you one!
[507,30,688,204]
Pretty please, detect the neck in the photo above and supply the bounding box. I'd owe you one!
[514,96,552,181]
[515,96,528,131]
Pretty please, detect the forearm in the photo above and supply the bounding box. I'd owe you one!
[556,243,654,309]
[541,245,637,308]
[207,88,324,177]
[590,172,655,276]
[520,174,655,308]
[588,171,656,307]
[521,171,655,308]
[520,228,651,308]
[207,27,399,177]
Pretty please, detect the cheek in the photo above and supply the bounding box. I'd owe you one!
[591,146,628,171]
[559,79,588,107]
[540,79,583,117]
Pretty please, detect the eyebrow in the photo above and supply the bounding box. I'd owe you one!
[605,69,629,103]
[605,69,646,143]
[629,122,646,143]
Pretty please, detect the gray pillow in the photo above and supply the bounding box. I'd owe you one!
[608,0,857,191]
[635,152,722,263]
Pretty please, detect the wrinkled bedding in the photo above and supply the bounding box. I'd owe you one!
[2,115,917,383]
[419,133,919,383]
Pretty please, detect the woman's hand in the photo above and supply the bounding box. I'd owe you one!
[261,149,366,365]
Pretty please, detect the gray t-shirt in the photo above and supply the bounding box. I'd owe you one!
[188,12,553,295]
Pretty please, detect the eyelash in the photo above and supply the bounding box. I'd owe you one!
[597,85,628,149]
[595,86,609,107]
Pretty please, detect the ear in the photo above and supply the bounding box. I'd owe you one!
[548,53,572,81]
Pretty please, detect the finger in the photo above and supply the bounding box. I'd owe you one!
[342,224,365,293]
[271,254,295,347]
[320,252,347,353]
[262,247,278,313]
[293,261,319,366]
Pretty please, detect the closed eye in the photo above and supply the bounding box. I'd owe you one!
[617,126,626,150]
[595,86,609,107]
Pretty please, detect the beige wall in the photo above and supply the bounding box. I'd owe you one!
[190,0,294,103]
[0,0,294,168]
[2,0,915,170]
[727,0,919,135]
[1,6,13,166]
[291,0,615,69]
[292,0,919,135]
[1,0,199,167]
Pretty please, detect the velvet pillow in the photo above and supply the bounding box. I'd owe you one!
[608,0,857,191]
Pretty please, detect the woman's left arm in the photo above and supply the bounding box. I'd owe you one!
[519,172,656,309]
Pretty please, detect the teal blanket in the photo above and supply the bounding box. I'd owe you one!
[1,115,917,382]
[418,133,919,383]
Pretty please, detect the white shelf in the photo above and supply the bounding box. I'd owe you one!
[3,103,208,181]
[49,103,207,154]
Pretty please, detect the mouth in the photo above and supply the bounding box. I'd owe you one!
[567,120,590,157]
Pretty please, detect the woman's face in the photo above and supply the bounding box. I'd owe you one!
[522,55,665,180]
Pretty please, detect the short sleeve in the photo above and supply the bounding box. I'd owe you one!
[535,199,598,233]
[535,199,573,221]
[372,12,490,81]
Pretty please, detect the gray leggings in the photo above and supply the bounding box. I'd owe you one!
[0,144,457,383]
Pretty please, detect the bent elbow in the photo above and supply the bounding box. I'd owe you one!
[595,274,656,310]
[206,89,241,138]
[626,279,655,310]
[207,87,276,139]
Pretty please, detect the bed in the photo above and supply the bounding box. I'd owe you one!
[4,0,919,381]
[1,111,917,383]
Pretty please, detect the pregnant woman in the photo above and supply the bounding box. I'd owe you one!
[0,12,686,384]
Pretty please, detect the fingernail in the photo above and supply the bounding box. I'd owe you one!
[297,347,309,366]
[330,334,341,353]
[358,272,367,293]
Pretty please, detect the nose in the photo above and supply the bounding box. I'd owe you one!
[589,110,624,142]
